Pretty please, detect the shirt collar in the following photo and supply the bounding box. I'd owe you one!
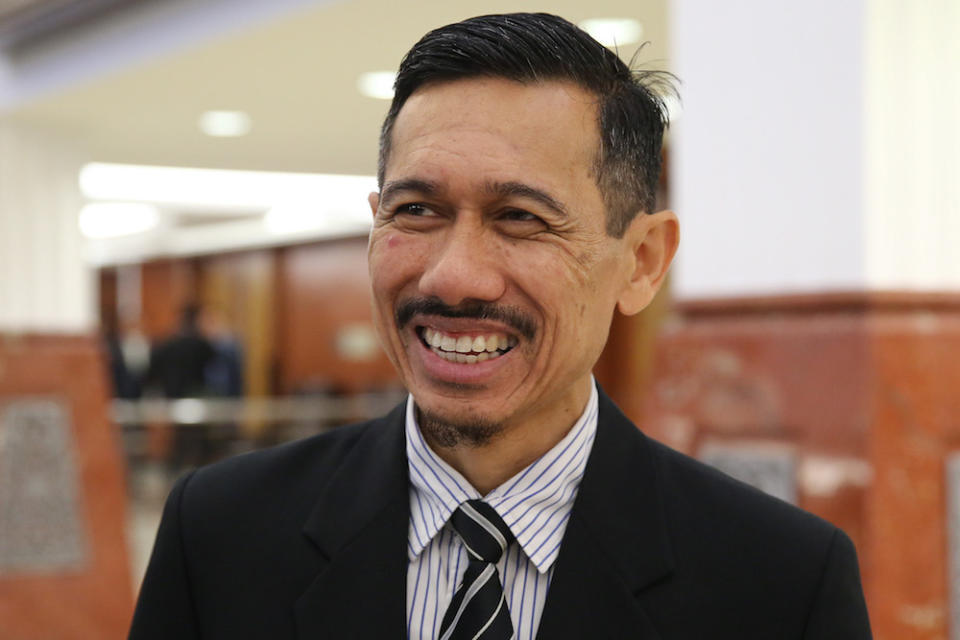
[406,379,599,574]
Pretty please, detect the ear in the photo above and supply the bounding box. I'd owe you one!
[616,209,679,316]
[367,191,380,218]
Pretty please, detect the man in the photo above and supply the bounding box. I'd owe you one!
[144,304,218,469]
[145,304,215,400]
[129,13,871,639]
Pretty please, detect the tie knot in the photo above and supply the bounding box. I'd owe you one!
[449,500,513,563]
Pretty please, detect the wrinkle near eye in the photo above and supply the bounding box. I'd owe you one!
[567,233,611,275]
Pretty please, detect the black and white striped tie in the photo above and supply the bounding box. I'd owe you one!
[439,500,515,640]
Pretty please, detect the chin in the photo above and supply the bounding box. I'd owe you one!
[415,403,504,448]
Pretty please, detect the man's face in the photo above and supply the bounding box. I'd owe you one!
[368,77,638,442]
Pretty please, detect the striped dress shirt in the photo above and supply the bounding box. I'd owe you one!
[405,381,599,640]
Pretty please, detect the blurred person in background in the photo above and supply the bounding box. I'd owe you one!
[200,304,245,459]
[145,303,216,469]
[199,305,244,398]
[129,13,871,639]
[103,312,140,400]
[145,303,215,399]
[102,311,151,399]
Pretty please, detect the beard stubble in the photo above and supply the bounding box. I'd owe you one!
[417,406,504,448]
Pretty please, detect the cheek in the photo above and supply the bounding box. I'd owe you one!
[369,231,419,289]
[508,247,622,338]
[510,247,595,300]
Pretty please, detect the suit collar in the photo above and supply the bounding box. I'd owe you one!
[574,388,674,592]
[536,387,673,639]
[301,400,409,556]
[406,383,601,574]
[295,401,410,639]
[292,389,675,638]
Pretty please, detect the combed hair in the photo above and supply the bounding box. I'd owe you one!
[377,12,674,237]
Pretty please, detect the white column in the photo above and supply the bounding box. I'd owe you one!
[0,124,94,333]
[670,0,960,299]
[864,0,960,290]
[670,0,866,298]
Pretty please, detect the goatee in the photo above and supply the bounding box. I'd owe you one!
[417,408,503,448]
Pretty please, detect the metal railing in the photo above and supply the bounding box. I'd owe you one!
[111,391,407,428]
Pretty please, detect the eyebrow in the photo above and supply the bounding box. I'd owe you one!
[378,177,570,220]
[485,181,570,219]
[379,178,437,206]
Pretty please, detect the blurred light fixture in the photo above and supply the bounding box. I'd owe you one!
[79,163,377,213]
[579,18,643,47]
[264,198,372,235]
[357,71,396,100]
[198,110,251,137]
[78,202,160,239]
[264,204,327,234]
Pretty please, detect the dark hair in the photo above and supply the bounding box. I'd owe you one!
[180,303,201,330]
[377,12,673,237]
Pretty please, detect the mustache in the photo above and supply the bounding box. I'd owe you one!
[396,297,537,342]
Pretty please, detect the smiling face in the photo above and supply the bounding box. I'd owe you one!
[368,77,642,447]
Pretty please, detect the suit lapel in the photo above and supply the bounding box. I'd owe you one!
[536,389,673,639]
[294,402,410,639]
[289,390,674,638]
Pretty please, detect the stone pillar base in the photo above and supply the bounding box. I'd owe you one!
[642,292,960,639]
[0,334,133,639]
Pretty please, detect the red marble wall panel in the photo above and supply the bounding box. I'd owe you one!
[0,334,133,639]
[866,313,960,639]
[641,293,960,640]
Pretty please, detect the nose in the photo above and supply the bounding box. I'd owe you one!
[418,220,506,306]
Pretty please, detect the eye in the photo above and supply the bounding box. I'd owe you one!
[496,208,548,236]
[395,202,435,217]
[386,201,444,231]
[501,209,541,222]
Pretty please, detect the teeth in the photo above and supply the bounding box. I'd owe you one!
[431,347,504,363]
[422,326,517,361]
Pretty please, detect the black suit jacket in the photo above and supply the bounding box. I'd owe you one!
[129,391,871,638]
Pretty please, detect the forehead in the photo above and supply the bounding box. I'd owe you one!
[385,77,602,189]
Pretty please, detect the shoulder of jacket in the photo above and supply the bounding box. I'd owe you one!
[647,436,838,547]
[175,403,404,518]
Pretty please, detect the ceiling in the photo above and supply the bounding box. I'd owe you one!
[3,0,669,177]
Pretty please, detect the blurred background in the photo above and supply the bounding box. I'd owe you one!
[0,0,956,638]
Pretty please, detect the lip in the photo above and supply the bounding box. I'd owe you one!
[412,314,521,338]
[407,315,519,386]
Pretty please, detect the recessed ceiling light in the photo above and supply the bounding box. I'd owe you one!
[579,18,643,47]
[198,110,251,137]
[78,202,160,238]
[357,71,396,100]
